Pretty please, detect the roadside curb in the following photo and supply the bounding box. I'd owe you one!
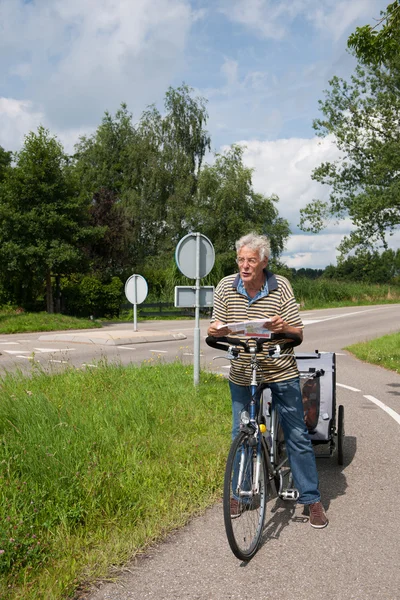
[38,330,187,346]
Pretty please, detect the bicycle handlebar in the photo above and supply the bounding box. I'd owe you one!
[205,332,302,354]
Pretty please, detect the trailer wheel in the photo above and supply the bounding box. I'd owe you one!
[337,405,345,466]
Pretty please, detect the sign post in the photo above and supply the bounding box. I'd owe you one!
[175,233,215,386]
[124,274,148,332]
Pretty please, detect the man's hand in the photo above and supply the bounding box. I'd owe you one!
[267,315,286,333]
[207,321,232,337]
[267,316,303,340]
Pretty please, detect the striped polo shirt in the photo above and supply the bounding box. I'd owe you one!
[211,270,303,385]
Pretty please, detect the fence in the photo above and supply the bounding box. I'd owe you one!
[121,301,212,319]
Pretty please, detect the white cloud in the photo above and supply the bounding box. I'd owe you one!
[0,0,194,131]
[0,98,44,151]
[221,58,239,87]
[282,233,343,268]
[238,135,340,225]
[229,135,348,268]
[311,0,378,42]
[219,0,381,41]
[0,97,94,154]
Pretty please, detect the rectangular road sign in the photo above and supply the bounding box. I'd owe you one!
[174,286,214,308]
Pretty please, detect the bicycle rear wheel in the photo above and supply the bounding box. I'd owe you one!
[223,430,268,561]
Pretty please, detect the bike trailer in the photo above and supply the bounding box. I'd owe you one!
[295,351,336,444]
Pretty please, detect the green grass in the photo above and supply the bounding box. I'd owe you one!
[0,361,230,599]
[292,279,400,309]
[2,281,400,333]
[0,311,101,334]
[345,331,400,374]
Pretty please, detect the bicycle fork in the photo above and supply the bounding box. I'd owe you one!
[236,356,263,499]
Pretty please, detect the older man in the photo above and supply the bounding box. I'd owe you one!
[208,232,328,528]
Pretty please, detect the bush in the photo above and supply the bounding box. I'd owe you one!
[61,276,123,318]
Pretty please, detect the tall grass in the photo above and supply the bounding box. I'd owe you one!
[0,362,231,599]
[292,278,400,309]
[0,311,101,334]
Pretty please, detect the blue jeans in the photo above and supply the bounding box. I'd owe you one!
[229,378,320,505]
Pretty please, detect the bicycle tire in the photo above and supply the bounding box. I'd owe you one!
[223,430,268,561]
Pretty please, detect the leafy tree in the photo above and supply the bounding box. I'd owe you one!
[0,127,100,312]
[347,1,400,66]
[74,104,136,197]
[0,145,12,183]
[196,145,290,275]
[300,2,400,256]
[74,85,211,271]
[321,249,400,283]
[126,84,211,260]
[292,268,324,280]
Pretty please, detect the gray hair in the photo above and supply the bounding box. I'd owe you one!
[235,232,271,260]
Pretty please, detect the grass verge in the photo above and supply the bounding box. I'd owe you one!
[345,331,400,374]
[0,312,101,334]
[292,279,400,309]
[0,362,230,599]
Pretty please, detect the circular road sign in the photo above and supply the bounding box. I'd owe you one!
[124,274,148,305]
[175,233,215,279]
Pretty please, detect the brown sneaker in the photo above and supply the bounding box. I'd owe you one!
[230,498,243,519]
[309,502,328,529]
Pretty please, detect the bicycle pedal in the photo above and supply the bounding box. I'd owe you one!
[279,488,299,501]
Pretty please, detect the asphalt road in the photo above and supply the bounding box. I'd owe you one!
[1,305,400,600]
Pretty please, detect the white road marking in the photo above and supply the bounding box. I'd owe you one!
[337,383,361,392]
[17,355,35,360]
[4,350,30,354]
[150,349,168,353]
[49,359,69,364]
[81,363,98,368]
[364,395,400,425]
[33,347,75,353]
[303,307,388,326]
[0,342,20,345]
[117,346,136,350]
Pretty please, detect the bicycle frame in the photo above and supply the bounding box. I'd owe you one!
[208,333,301,501]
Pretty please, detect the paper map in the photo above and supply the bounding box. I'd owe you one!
[217,319,273,338]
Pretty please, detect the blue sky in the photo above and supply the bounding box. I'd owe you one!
[0,0,397,268]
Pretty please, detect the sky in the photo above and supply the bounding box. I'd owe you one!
[0,0,397,269]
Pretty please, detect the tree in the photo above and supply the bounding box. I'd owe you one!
[0,127,100,312]
[321,248,400,283]
[347,1,400,66]
[196,145,290,275]
[0,145,12,183]
[86,187,132,277]
[74,85,211,271]
[125,84,211,260]
[299,2,400,256]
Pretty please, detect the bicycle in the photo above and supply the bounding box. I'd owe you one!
[205,333,302,561]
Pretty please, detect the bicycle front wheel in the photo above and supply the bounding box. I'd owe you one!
[223,430,268,561]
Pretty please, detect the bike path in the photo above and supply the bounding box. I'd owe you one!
[85,353,400,600]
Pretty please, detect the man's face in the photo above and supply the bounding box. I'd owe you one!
[237,245,268,286]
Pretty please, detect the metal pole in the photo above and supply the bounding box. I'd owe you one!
[133,276,138,332]
[194,233,201,386]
